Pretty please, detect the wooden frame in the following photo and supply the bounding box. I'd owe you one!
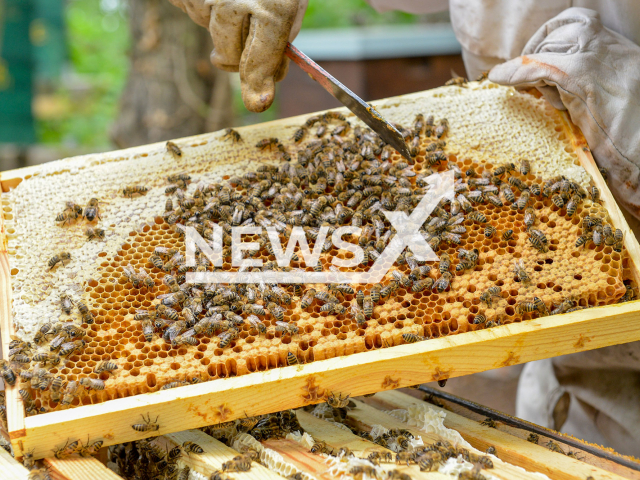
[2,93,640,461]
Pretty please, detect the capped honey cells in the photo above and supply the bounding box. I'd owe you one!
[1,82,635,418]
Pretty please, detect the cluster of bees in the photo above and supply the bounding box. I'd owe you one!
[27,101,632,412]
[54,198,104,241]
[0,322,118,418]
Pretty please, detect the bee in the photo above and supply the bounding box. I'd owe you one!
[79,377,105,390]
[60,294,73,315]
[516,190,531,210]
[533,296,549,315]
[391,271,411,288]
[402,333,426,343]
[593,226,604,246]
[94,360,118,374]
[434,272,453,292]
[614,228,624,252]
[484,225,496,238]
[137,268,155,289]
[551,194,565,208]
[157,304,179,321]
[84,227,105,241]
[566,194,581,217]
[60,339,85,357]
[527,433,540,444]
[123,185,149,198]
[247,315,266,334]
[76,301,95,324]
[480,417,497,428]
[286,351,298,366]
[61,380,78,406]
[172,334,198,347]
[370,284,381,303]
[132,413,160,432]
[546,441,566,454]
[380,280,399,299]
[182,441,204,455]
[266,302,285,322]
[480,286,501,308]
[166,140,182,157]
[520,159,531,175]
[500,183,515,204]
[435,118,449,138]
[32,352,60,366]
[516,301,537,314]
[149,254,164,270]
[0,360,16,386]
[412,277,434,292]
[326,391,351,409]
[293,127,307,142]
[590,186,600,202]
[223,128,242,143]
[315,291,339,305]
[275,321,299,336]
[219,330,239,348]
[468,211,487,223]
[256,138,279,150]
[439,253,451,273]
[513,260,531,285]
[328,283,355,296]
[300,288,316,309]
[528,230,549,253]
[473,314,486,325]
[48,252,71,270]
[83,198,101,222]
[508,176,528,192]
[575,234,590,248]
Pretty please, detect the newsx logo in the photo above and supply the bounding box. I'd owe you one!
[185,171,454,285]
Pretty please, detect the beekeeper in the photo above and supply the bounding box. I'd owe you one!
[168,0,640,456]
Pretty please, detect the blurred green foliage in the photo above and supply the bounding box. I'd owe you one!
[303,0,418,29]
[36,0,129,147]
[36,0,419,147]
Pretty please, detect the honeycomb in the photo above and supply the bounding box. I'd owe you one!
[1,82,630,414]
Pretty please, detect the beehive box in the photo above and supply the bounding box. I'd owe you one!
[2,83,640,460]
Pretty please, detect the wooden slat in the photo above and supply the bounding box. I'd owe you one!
[370,391,630,480]
[0,182,24,448]
[403,388,640,479]
[261,438,333,480]
[0,446,29,479]
[44,456,123,480]
[295,410,448,480]
[14,298,640,459]
[155,428,285,479]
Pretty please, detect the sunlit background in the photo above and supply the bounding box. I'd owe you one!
[0,0,463,170]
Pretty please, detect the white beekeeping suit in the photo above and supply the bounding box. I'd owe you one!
[169,0,640,456]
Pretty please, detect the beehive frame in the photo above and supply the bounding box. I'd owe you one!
[2,89,640,460]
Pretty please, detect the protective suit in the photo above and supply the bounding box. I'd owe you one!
[168,0,640,456]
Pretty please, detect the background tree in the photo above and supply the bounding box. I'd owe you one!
[111,0,233,148]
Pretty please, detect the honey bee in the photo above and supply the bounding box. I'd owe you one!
[435,118,449,138]
[267,302,285,322]
[391,270,411,288]
[516,190,531,210]
[60,294,73,314]
[223,128,242,143]
[523,207,536,230]
[500,183,515,204]
[412,277,434,292]
[402,332,426,343]
[0,360,16,386]
[434,272,453,292]
[315,291,339,305]
[328,283,355,296]
[61,380,78,406]
[473,314,486,325]
[380,280,399,299]
[480,286,501,308]
[516,301,537,314]
[84,227,105,241]
[76,301,95,324]
[83,197,101,222]
[445,76,467,87]
[484,225,496,238]
[575,234,590,248]
[156,304,179,321]
[286,351,298,366]
[438,253,451,273]
[362,295,373,318]
[94,360,118,374]
[32,352,60,366]
[48,252,71,270]
[255,138,279,150]
[513,260,531,285]
[79,377,105,390]
[527,433,540,444]
[370,284,381,303]
[123,186,149,198]
[293,127,307,142]
[520,159,531,175]
[590,186,600,202]
[551,194,564,208]
[149,254,164,270]
[247,315,266,334]
[60,339,85,357]
[218,329,239,348]
[614,228,624,252]
[131,413,160,432]
[468,211,487,223]
[528,229,549,253]
[566,194,582,217]
[533,296,549,315]
[300,288,316,309]
[182,440,204,455]
[166,141,182,157]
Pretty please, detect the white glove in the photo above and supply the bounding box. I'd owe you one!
[168,0,308,113]
[489,8,640,219]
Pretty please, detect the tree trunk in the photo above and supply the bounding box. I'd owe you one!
[111,0,233,149]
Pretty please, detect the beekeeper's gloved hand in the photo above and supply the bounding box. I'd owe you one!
[489,7,640,219]
[169,0,308,112]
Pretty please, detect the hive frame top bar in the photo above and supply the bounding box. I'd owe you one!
[2,86,640,460]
